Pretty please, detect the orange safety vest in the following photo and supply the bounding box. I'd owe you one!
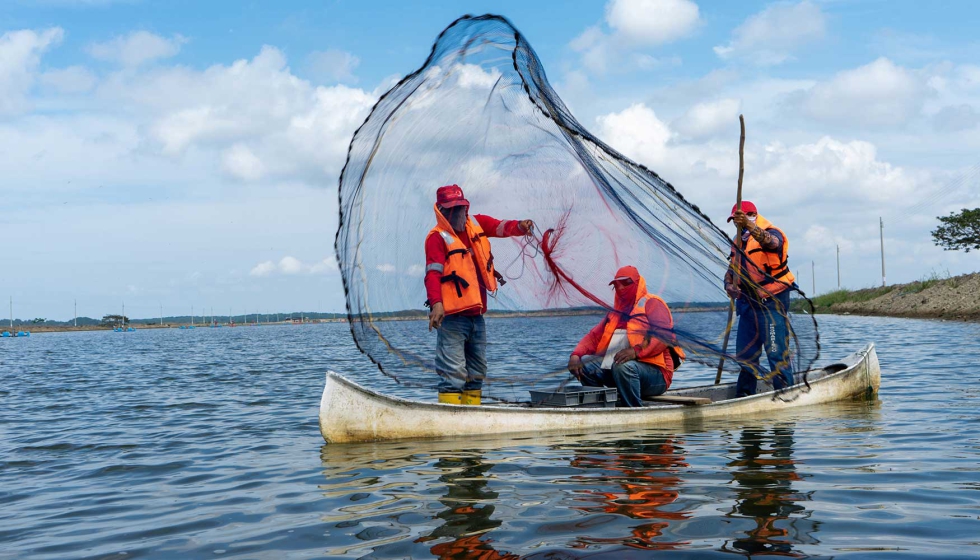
[595,283,685,371]
[426,204,498,315]
[732,214,796,298]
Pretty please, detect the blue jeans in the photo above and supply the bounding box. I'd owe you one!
[735,289,794,396]
[579,360,667,407]
[435,314,487,392]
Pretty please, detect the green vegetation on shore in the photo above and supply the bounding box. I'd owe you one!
[792,271,979,320]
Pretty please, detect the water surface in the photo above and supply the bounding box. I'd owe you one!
[2,315,979,558]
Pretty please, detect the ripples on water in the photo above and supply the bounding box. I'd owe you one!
[2,315,979,558]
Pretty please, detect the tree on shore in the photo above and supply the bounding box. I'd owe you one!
[932,208,980,252]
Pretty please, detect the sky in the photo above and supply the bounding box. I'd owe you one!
[3,0,980,321]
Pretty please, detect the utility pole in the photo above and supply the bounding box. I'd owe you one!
[74,299,77,327]
[160,303,163,326]
[811,261,815,296]
[122,302,125,325]
[836,244,841,289]
[880,217,886,286]
[191,305,194,326]
[9,296,12,328]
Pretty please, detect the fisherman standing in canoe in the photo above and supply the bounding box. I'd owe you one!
[425,184,533,405]
[567,266,684,407]
[725,201,797,396]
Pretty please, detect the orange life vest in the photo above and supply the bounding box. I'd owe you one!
[426,204,498,315]
[732,214,796,298]
[595,280,685,372]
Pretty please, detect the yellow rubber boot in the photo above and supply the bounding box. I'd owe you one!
[438,392,462,405]
[461,389,482,406]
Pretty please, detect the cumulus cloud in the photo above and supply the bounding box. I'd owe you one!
[672,98,741,139]
[571,0,700,74]
[39,65,97,93]
[307,48,360,84]
[605,0,701,46]
[0,27,64,114]
[221,143,265,181]
[596,103,673,165]
[98,45,376,181]
[932,104,980,132]
[714,1,825,65]
[87,31,187,67]
[250,256,337,276]
[799,58,927,126]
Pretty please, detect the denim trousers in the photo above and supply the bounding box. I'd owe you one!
[579,359,667,407]
[435,314,487,392]
[735,289,795,397]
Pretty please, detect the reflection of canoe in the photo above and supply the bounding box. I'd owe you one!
[320,343,880,444]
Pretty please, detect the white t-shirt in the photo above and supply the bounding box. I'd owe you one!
[600,329,629,369]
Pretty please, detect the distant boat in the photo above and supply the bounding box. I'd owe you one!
[2,331,30,337]
[319,343,880,444]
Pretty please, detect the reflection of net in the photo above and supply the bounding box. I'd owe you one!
[335,14,819,399]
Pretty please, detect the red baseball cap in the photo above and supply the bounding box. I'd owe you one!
[436,184,469,208]
[727,201,757,222]
[608,265,640,285]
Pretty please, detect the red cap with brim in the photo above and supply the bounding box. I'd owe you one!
[727,200,757,222]
[436,184,469,208]
[608,265,640,285]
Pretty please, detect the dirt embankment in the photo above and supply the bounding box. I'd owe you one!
[828,273,980,320]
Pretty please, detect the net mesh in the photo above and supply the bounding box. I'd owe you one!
[335,14,819,402]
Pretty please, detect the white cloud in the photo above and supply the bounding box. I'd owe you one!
[799,58,927,126]
[605,0,701,46]
[932,104,980,132]
[221,143,265,181]
[376,263,396,273]
[672,98,741,139]
[39,65,97,93]
[714,1,825,65]
[0,27,64,114]
[307,49,360,84]
[406,264,425,277]
[87,31,187,67]
[250,256,337,276]
[250,261,276,277]
[596,103,673,165]
[571,0,699,74]
[279,256,305,274]
[99,45,376,181]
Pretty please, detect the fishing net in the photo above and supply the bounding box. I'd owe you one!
[335,14,819,402]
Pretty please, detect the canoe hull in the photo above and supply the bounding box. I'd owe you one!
[320,343,880,443]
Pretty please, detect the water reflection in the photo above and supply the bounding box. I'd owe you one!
[567,437,689,551]
[415,453,518,560]
[723,424,819,557]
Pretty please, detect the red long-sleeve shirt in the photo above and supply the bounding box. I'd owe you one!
[424,214,525,315]
[571,297,676,385]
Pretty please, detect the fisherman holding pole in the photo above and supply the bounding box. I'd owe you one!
[716,116,797,397]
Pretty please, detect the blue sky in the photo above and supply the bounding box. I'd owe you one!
[3,0,980,320]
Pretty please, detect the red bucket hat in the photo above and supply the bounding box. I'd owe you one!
[727,201,757,222]
[436,184,469,209]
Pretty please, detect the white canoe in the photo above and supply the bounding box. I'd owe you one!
[319,343,880,444]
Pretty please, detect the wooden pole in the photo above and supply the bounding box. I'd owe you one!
[715,114,746,384]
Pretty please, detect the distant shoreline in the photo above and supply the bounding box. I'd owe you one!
[5,305,733,334]
[2,319,349,334]
[794,272,980,322]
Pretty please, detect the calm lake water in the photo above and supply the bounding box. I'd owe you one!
[3,314,979,558]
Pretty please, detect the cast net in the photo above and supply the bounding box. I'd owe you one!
[335,14,819,402]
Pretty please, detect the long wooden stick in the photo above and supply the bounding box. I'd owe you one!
[715,114,746,384]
